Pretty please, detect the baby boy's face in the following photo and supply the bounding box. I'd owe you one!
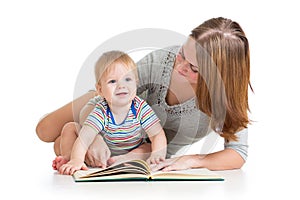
[98,63,137,107]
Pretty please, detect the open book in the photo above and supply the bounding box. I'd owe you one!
[73,159,224,182]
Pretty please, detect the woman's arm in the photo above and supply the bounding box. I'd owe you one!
[152,148,245,171]
[152,127,248,171]
[36,91,96,142]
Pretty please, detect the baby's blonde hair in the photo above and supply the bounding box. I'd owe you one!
[95,50,137,85]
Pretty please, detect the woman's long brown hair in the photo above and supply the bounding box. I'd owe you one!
[191,17,253,141]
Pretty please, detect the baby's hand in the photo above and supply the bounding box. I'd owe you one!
[85,135,111,168]
[58,159,88,175]
[147,152,166,165]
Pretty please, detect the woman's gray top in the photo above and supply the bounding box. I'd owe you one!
[136,46,248,160]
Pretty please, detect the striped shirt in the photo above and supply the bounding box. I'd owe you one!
[84,96,160,156]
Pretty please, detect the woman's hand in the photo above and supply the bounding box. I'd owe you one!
[150,154,203,172]
[85,135,111,168]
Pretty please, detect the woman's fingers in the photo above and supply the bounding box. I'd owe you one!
[150,157,176,171]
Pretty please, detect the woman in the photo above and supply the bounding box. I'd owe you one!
[36,17,252,171]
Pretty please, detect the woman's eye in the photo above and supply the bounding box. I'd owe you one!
[190,65,199,73]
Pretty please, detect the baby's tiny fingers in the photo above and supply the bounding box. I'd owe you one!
[155,158,161,164]
[70,167,77,175]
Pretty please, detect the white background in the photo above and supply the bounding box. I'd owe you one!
[1,0,300,199]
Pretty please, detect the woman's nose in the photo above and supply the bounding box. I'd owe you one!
[180,61,191,72]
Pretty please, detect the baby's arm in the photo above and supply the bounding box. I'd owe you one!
[146,123,167,164]
[78,98,111,167]
[59,126,97,175]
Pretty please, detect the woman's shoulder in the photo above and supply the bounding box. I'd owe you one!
[87,95,103,106]
[137,45,179,66]
[88,95,110,112]
[136,46,179,95]
[155,45,180,56]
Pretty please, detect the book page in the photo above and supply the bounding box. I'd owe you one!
[151,168,224,180]
[73,160,151,180]
[73,171,149,182]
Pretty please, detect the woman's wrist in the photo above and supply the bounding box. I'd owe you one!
[189,154,206,169]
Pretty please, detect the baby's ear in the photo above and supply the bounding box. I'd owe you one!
[95,83,102,96]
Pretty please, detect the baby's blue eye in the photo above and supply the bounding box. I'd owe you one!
[108,80,116,84]
[125,77,132,81]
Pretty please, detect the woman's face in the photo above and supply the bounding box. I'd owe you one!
[174,37,199,85]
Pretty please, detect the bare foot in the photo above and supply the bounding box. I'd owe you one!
[52,156,69,171]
